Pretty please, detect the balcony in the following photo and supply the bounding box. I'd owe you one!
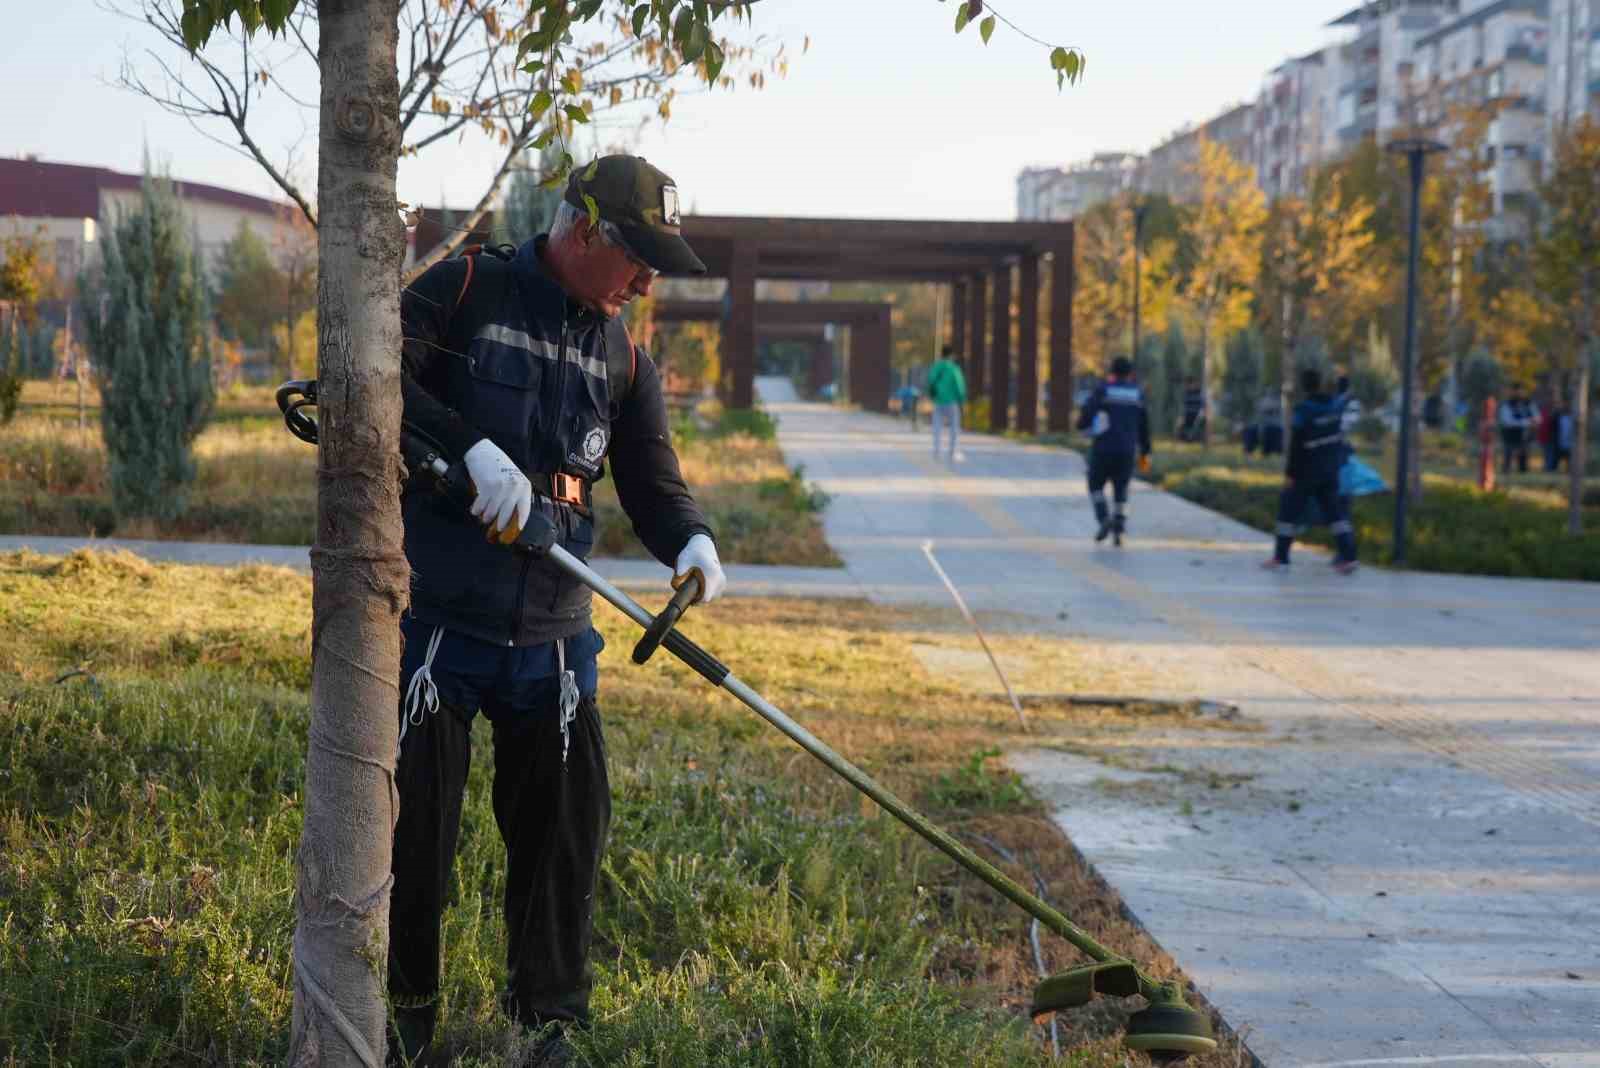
[1504,43,1547,65]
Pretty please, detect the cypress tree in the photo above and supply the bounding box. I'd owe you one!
[80,174,214,522]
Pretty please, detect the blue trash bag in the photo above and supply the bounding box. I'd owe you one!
[1340,457,1388,497]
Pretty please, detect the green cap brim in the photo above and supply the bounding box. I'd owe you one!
[617,221,707,276]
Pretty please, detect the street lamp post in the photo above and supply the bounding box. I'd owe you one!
[1385,137,1446,567]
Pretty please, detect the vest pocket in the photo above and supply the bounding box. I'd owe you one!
[463,345,543,448]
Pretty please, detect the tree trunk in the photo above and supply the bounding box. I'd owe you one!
[1198,317,1211,448]
[1570,346,1590,536]
[289,1,406,1065]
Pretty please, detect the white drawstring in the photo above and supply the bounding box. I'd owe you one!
[401,625,444,744]
[557,637,579,765]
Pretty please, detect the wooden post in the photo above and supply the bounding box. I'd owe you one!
[988,263,1012,433]
[1017,252,1040,434]
[1047,235,1075,432]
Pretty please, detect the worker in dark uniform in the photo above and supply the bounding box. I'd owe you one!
[1076,356,1152,546]
[1263,367,1357,574]
[388,155,727,1065]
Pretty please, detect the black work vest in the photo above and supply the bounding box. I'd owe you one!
[403,239,632,647]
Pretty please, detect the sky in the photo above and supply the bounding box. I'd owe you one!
[6,1,1362,221]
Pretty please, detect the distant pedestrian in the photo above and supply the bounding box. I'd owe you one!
[1263,367,1357,574]
[1499,390,1537,473]
[1554,402,1575,471]
[1077,355,1151,546]
[1179,377,1205,441]
[926,345,967,463]
[1537,401,1559,472]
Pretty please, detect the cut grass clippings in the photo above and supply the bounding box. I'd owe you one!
[0,381,839,567]
[0,549,1246,1066]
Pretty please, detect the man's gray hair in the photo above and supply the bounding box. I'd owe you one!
[548,200,588,242]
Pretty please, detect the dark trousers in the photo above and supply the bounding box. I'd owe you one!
[1501,428,1527,472]
[1274,479,1356,564]
[1088,449,1136,529]
[387,690,611,1043]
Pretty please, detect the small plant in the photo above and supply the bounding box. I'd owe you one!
[928,747,1032,812]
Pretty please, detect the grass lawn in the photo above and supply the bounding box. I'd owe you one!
[0,549,1250,1067]
[0,381,838,567]
[1136,435,1600,581]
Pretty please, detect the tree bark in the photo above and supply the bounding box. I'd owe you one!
[289,1,407,1065]
[1198,315,1211,448]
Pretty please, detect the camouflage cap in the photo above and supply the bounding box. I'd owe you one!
[564,154,707,275]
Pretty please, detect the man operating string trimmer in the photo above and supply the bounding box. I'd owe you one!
[388,155,725,1066]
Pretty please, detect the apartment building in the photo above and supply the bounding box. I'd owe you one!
[1255,50,1333,199]
[1547,0,1600,141]
[1015,153,1140,220]
[1411,0,1551,230]
[1323,0,1461,156]
[1140,102,1258,203]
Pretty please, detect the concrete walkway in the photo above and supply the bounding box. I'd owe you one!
[756,377,1600,1068]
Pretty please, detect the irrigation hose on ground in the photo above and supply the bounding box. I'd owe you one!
[274,380,1217,1059]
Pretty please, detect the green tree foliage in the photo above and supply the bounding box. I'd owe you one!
[1182,138,1266,444]
[1532,117,1600,533]
[1,232,56,421]
[1220,327,1265,430]
[1458,347,1504,432]
[213,220,281,349]
[80,175,215,521]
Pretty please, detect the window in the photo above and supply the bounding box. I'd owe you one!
[1487,68,1505,97]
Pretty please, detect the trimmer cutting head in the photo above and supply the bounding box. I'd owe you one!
[1123,983,1217,1060]
[1032,966,1217,1061]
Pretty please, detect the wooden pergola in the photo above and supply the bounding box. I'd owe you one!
[654,300,891,410]
[672,215,1076,431]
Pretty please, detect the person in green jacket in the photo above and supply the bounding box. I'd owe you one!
[926,345,967,462]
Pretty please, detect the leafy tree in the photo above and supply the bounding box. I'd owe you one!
[1073,196,1177,375]
[1533,118,1600,534]
[1220,327,1265,431]
[79,173,215,520]
[1182,137,1265,444]
[1,231,57,418]
[1458,347,1505,433]
[214,220,282,348]
[1257,172,1379,425]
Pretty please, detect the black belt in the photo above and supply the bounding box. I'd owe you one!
[530,471,592,513]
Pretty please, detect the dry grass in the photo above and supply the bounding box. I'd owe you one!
[0,381,838,565]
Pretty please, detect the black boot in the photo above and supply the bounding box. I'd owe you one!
[1112,515,1126,546]
[1094,519,1112,543]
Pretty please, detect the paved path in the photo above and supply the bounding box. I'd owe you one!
[757,377,1600,1068]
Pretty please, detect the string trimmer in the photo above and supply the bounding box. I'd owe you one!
[277,381,1217,1060]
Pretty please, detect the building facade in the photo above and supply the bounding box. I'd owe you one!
[1254,51,1332,200]
[1547,0,1600,145]
[1015,153,1140,220]
[1323,0,1461,157]
[1140,102,1258,204]
[0,157,300,283]
[1411,0,1551,229]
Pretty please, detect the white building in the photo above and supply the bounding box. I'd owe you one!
[1254,50,1332,200]
[1141,102,1258,204]
[0,157,302,284]
[1547,0,1600,150]
[1324,0,1462,157]
[1015,153,1140,220]
[1412,0,1551,229]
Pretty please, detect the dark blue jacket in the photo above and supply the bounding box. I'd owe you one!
[1077,379,1152,457]
[1286,393,1347,485]
[400,237,711,647]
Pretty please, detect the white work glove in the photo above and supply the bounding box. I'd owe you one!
[673,533,725,604]
[462,438,532,543]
